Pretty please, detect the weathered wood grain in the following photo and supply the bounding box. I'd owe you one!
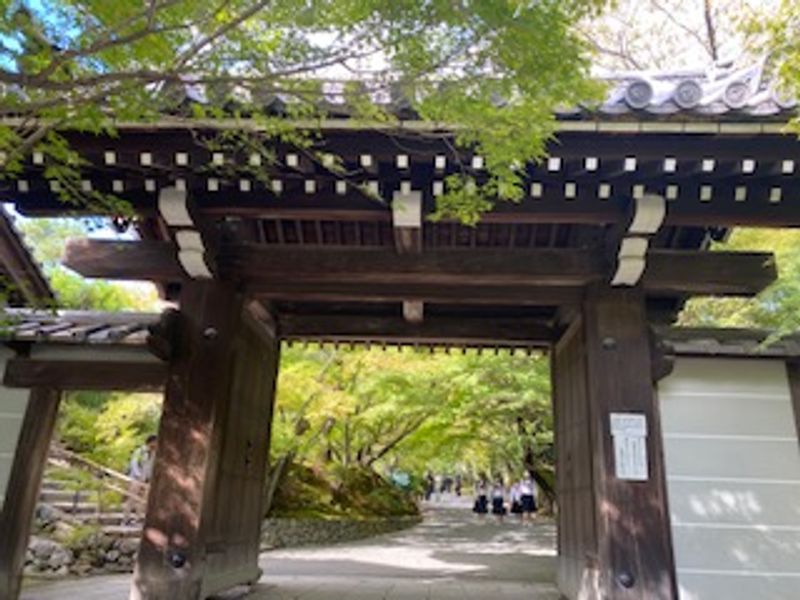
[0,388,61,600]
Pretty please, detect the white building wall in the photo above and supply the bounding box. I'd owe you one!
[0,349,31,509]
[658,357,800,600]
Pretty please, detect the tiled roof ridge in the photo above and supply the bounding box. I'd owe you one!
[593,61,796,118]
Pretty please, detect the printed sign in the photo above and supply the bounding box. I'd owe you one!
[610,413,649,481]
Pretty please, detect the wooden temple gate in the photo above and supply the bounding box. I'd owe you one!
[1,71,800,599]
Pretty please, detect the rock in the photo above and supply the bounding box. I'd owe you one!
[72,561,93,576]
[54,565,70,577]
[47,547,73,570]
[119,539,139,556]
[105,550,121,563]
[29,537,60,561]
[35,503,58,523]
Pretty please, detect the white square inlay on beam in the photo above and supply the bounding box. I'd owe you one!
[392,190,422,228]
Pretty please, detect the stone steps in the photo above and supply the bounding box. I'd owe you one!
[38,471,142,538]
[39,489,94,504]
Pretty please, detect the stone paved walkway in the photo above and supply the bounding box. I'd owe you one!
[22,499,559,599]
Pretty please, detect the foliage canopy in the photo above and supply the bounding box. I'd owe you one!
[0,0,606,222]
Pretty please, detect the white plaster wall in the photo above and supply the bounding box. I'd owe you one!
[659,357,800,600]
[0,349,31,510]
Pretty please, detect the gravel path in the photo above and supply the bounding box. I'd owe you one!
[22,499,558,600]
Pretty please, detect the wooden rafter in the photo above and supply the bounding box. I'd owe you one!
[278,315,555,346]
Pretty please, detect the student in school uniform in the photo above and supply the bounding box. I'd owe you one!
[490,477,507,522]
[473,476,489,518]
[518,472,537,523]
[509,481,522,518]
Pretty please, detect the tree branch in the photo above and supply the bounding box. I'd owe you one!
[703,0,719,62]
[172,0,273,69]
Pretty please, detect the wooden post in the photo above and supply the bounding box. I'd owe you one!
[131,282,280,600]
[553,286,677,600]
[0,387,61,600]
[785,362,800,446]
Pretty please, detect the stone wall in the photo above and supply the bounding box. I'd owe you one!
[261,516,422,550]
[25,516,421,579]
[25,535,139,577]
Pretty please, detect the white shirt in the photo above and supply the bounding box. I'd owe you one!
[129,446,154,482]
[519,478,535,496]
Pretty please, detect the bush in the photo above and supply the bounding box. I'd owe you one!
[58,392,161,472]
[270,463,419,519]
[333,467,419,518]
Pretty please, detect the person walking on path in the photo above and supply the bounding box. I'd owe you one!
[473,475,489,519]
[518,472,538,523]
[491,477,507,522]
[424,472,435,502]
[123,434,157,523]
[509,481,522,519]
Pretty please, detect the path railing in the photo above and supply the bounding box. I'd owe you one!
[44,444,147,531]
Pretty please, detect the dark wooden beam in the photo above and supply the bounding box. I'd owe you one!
[253,282,583,305]
[0,388,60,600]
[3,358,166,391]
[64,240,601,286]
[644,250,776,296]
[63,239,776,299]
[0,211,54,305]
[64,238,182,281]
[9,128,800,228]
[222,244,602,286]
[278,315,555,346]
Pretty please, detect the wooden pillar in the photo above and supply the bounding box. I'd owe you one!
[131,282,280,600]
[786,362,800,447]
[0,387,61,600]
[553,286,677,600]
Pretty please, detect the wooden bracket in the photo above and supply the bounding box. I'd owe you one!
[649,327,676,382]
[146,308,182,362]
[610,194,667,287]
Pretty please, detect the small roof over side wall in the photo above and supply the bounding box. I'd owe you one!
[3,310,800,360]
[659,327,800,360]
